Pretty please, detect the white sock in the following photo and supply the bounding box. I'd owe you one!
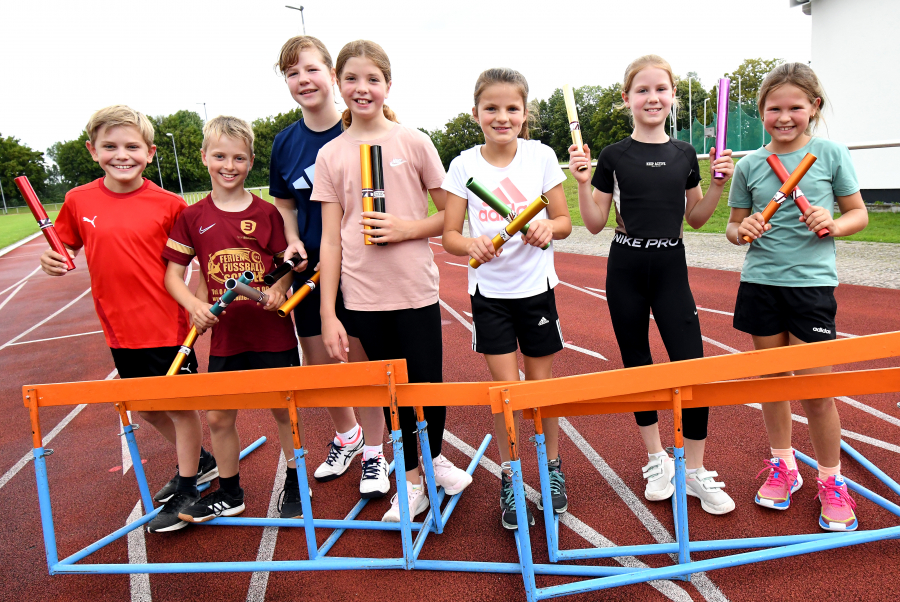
[686,468,698,475]
[335,424,361,445]
[362,444,383,461]
[649,450,668,460]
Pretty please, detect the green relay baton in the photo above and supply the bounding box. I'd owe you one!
[465,177,550,250]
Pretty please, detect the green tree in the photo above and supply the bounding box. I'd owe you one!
[588,83,632,153]
[151,111,206,193]
[47,132,102,190]
[725,57,784,116]
[418,127,444,162]
[0,134,49,206]
[249,107,304,188]
[436,112,484,169]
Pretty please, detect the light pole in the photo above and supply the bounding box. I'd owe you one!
[197,102,208,122]
[736,75,742,151]
[154,150,164,189]
[166,133,184,196]
[688,76,693,150]
[0,177,7,215]
[285,5,305,34]
[703,98,709,155]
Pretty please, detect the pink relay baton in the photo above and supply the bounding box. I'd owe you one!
[714,78,730,179]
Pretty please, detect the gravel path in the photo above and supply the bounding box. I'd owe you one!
[553,226,900,290]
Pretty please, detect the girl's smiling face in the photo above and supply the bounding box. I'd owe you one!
[473,83,526,146]
[284,48,336,112]
[622,67,675,130]
[763,83,820,145]
[339,56,391,121]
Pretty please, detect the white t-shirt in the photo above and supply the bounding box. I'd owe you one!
[442,138,567,299]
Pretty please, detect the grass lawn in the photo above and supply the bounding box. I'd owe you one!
[0,211,61,250]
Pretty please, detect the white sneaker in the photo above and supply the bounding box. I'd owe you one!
[685,467,736,515]
[313,433,364,482]
[642,455,675,501]
[382,479,429,522]
[427,454,472,496]
[360,454,390,499]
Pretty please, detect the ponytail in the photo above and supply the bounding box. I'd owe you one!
[341,104,400,129]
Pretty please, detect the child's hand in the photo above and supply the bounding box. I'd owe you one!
[263,283,288,312]
[40,248,73,276]
[283,240,309,272]
[708,148,734,185]
[322,315,349,362]
[800,205,836,235]
[738,212,771,243]
[568,143,592,185]
[361,211,413,243]
[467,234,500,265]
[522,219,553,248]
[189,299,218,334]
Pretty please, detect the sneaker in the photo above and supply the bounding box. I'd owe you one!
[360,454,390,499]
[685,467,735,515]
[153,453,219,503]
[178,488,245,523]
[536,456,568,514]
[277,484,312,519]
[313,434,364,482]
[147,491,198,533]
[428,454,472,496]
[500,471,534,530]
[382,479,429,522]
[642,454,675,501]
[816,475,858,532]
[755,457,803,510]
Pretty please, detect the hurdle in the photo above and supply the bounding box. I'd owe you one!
[492,331,900,600]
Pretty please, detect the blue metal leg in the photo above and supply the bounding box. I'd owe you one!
[510,459,538,602]
[121,425,154,513]
[839,440,900,499]
[416,418,445,534]
[795,449,900,517]
[439,435,491,526]
[33,448,59,573]
[293,446,316,561]
[391,429,415,570]
[533,433,559,562]
[671,445,691,580]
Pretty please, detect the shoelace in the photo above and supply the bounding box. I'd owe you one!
[814,478,857,510]
[361,456,384,480]
[323,440,348,466]
[277,486,300,513]
[756,460,792,488]
[548,467,566,496]
[204,490,234,518]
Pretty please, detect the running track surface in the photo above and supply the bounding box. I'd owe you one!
[2,236,899,602]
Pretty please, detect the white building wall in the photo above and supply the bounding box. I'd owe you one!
[809,0,900,193]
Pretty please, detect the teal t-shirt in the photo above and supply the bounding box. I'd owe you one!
[727,137,859,287]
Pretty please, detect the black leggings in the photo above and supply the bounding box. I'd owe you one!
[606,242,709,440]
[344,303,445,470]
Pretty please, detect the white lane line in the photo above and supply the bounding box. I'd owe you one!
[439,299,472,333]
[564,342,608,361]
[127,501,152,601]
[558,280,607,300]
[246,452,287,602]
[442,431,696,602]
[701,336,741,354]
[121,410,133,476]
[0,288,92,351]
[0,282,26,313]
[0,265,41,296]
[836,396,900,428]
[0,368,118,492]
[444,261,469,268]
[559,420,728,602]
[8,331,103,346]
[429,241,444,247]
[463,311,472,317]
[586,286,606,293]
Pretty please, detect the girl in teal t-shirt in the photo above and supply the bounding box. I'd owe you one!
[726,63,868,532]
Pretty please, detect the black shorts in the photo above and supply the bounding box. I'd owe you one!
[110,346,199,378]
[291,260,355,339]
[733,282,837,343]
[471,286,564,357]
[208,348,301,373]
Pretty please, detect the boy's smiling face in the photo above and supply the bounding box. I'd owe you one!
[201,135,254,193]
[86,124,155,193]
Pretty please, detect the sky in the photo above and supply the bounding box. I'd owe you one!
[0,0,812,157]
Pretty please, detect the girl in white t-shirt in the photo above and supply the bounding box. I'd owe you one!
[442,68,572,530]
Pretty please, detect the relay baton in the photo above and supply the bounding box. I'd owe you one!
[714,78,731,179]
[742,153,817,244]
[469,195,549,269]
[166,271,254,375]
[14,176,75,271]
[465,177,549,250]
[562,85,588,172]
[360,144,374,245]
[263,253,304,285]
[227,278,267,304]
[277,271,321,318]
[370,145,388,246]
[766,155,829,239]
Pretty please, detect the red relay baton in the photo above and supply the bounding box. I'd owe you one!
[14,176,76,271]
[766,155,829,239]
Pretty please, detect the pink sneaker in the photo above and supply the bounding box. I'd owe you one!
[428,454,472,496]
[816,475,858,532]
[755,457,802,510]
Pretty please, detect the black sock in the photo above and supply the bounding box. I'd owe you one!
[285,466,299,488]
[176,474,198,496]
[220,474,241,496]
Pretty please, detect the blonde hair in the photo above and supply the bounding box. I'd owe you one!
[616,55,680,116]
[202,116,255,154]
[757,62,826,134]
[276,35,333,75]
[473,68,533,140]
[335,40,399,129]
[85,105,155,148]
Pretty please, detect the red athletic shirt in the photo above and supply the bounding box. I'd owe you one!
[162,194,296,357]
[55,178,190,349]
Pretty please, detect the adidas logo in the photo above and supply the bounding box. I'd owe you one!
[812,327,832,334]
[538,317,549,326]
[292,164,316,190]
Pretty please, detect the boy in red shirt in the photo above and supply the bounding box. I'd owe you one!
[162,116,304,526]
[39,105,216,533]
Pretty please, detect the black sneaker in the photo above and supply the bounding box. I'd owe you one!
[537,456,568,514]
[278,484,304,519]
[178,488,245,523]
[153,453,219,503]
[501,471,534,530]
[147,491,198,533]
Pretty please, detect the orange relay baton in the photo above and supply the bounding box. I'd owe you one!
[469,195,549,269]
[742,153,817,244]
[360,144,375,245]
[277,271,321,318]
[766,155,829,239]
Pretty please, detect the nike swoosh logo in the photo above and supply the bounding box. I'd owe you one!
[199,224,216,234]
[390,159,406,167]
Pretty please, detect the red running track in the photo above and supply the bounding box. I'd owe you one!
[1,235,899,602]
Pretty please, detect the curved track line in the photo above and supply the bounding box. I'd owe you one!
[0,281,26,313]
[0,287,92,351]
[0,265,41,297]
[8,331,103,346]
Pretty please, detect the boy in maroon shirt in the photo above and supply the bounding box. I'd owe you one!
[162,116,305,527]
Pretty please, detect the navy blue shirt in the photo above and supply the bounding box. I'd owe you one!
[269,118,343,252]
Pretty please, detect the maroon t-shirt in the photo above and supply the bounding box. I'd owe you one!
[162,194,296,357]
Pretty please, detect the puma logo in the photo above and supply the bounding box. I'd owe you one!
[199,224,216,234]
[82,216,97,228]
